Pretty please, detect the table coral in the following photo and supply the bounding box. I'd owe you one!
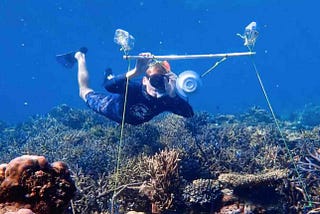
[0,155,76,214]
[218,169,288,188]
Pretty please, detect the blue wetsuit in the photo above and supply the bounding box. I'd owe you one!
[85,74,194,125]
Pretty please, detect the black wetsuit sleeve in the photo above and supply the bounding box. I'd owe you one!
[170,97,194,118]
[103,74,142,95]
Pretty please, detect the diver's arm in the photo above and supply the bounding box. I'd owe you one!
[126,52,152,78]
[103,74,127,93]
[104,73,142,94]
[125,68,139,79]
[171,98,194,118]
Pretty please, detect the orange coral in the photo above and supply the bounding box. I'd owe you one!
[0,155,76,214]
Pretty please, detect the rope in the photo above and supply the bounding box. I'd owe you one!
[247,47,313,208]
[201,57,227,78]
[111,57,131,214]
[109,43,314,211]
[199,37,314,208]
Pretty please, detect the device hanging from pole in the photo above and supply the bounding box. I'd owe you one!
[237,21,259,49]
[175,70,202,99]
[114,29,135,53]
[114,27,255,99]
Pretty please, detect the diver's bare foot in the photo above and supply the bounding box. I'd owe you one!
[74,52,85,62]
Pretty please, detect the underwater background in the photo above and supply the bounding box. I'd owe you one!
[1,1,320,214]
[1,0,320,124]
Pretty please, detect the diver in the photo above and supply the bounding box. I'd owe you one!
[56,48,194,125]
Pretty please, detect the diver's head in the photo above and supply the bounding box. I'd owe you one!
[143,60,175,98]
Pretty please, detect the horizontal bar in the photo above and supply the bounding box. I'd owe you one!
[123,51,255,60]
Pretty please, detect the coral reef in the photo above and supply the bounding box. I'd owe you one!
[297,104,320,127]
[217,170,289,213]
[71,166,111,213]
[182,179,222,211]
[99,149,182,213]
[138,149,181,213]
[218,169,288,188]
[0,155,76,214]
[0,104,320,213]
[297,149,320,210]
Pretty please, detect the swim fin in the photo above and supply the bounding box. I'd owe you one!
[56,47,88,69]
[102,68,114,88]
[104,68,113,78]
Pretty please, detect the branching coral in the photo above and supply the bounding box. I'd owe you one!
[297,104,320,128]
[297,149,320,210]
[156,114,194,150]
[48,104,89,129]
[1,104,320,213]
[70,165,110,213]
[122,123,163,157]
[239,106,273,125]
[102,149,182,213]
[139,149,181,213]
[298,149,320,175]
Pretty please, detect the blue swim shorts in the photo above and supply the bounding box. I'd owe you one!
[85,91,122,123]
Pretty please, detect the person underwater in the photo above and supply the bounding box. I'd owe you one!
[56,48,194,125]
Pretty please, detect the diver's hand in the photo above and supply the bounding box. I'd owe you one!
[137,52,153,73]
[166,72,178,97]
[126,52,152,78]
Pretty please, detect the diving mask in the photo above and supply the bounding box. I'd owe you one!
[146,73,169,92]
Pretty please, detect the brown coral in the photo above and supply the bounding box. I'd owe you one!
[217,170,289,213]
[0,155,76,214]
[218,169,288,188]
[0,164,6,183]
[139,149,180,213]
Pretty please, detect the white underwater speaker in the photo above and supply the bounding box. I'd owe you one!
[176,70,202,99]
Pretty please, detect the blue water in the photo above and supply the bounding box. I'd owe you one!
[1,0,319,124]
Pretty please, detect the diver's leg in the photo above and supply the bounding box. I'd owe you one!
[85,92,122,123]
[74,52,94,101]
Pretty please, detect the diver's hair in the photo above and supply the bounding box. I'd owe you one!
[147,61,171,75]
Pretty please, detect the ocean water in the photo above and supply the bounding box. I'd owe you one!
[1,0,319,124]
